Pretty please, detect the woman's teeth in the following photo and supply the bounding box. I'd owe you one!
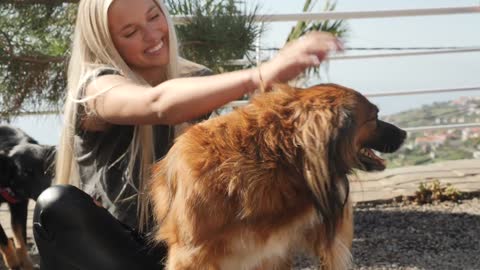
[146,41,164,54]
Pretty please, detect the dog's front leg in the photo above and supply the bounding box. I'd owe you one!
[254,257,292,270]
[301,200,353,270]
[0,236,20,270]
[166,244,220,270]
[9,201,34,270]
[314,200,353,270]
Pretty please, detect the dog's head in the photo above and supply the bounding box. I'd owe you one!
[253,83,406,173]
[0,144,55,200]
[251,83,406,243]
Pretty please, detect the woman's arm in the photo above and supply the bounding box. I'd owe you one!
[83,32,342,128]
[85,68,257,126]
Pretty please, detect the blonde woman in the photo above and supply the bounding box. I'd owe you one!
[32,0,342,269]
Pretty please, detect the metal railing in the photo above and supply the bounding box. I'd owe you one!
[227,47,480,67]
[172,6,480,24]
[204,5,480,133]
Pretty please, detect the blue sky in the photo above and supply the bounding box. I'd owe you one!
[253,0,480,113]
[9,0,480,145]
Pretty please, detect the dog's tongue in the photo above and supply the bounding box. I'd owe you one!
[365,148,385,166]
[360,148,386,169]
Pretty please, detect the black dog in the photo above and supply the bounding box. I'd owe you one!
[0,125,55,270]
[0,125,38,152]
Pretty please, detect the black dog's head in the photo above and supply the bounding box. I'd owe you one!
[0,144,56,200]
[0,125,38,152]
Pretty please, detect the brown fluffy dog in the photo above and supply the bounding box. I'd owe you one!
[150,84,406,270]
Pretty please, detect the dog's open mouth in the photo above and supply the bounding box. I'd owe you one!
[359,148,386,171]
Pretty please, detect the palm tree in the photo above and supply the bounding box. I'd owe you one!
[166,0,263,74]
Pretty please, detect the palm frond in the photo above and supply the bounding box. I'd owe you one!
[286,0,349,82]
[167,0,263,73]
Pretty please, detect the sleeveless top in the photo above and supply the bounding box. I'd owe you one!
[74,61,213,229]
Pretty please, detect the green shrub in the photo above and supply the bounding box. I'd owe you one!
[411,179,461,204]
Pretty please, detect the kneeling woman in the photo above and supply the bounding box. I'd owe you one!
[33,0,343,269]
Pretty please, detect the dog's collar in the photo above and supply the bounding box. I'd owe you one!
[0,187,22,204]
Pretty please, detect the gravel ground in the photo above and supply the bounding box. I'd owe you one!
[2,196,479,270]
[294,196,480,270]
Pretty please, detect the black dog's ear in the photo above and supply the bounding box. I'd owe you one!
[0,153,17,187]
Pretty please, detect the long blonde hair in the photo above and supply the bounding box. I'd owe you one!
[56,0,180,230]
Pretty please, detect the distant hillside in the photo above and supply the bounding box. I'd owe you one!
[383,96,480,128]
[379,97,480,168]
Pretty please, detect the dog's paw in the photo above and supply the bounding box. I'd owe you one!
[15,247,34,270]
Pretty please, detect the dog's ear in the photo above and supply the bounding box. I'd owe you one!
[293,105,355,246]
[0,153,17,187]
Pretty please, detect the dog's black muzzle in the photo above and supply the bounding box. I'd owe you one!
[364,120,407,153]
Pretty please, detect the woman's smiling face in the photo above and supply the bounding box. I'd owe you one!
[108,0,170,72]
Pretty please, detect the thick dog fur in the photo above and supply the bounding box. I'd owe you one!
[150,84,406,270]
[0,125,55,270]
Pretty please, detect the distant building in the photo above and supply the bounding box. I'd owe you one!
[415,134,448,148]
[467,105,480,115]
[462,128,480,141]
[451,97,469,106]
[452,96,480,105]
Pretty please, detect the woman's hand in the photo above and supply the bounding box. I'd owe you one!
[256,31,343,87]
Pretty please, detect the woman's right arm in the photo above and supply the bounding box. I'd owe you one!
[84,68,259,126]
[83,32,343,129]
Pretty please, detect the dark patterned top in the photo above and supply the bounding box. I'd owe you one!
[74,61,213,229]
